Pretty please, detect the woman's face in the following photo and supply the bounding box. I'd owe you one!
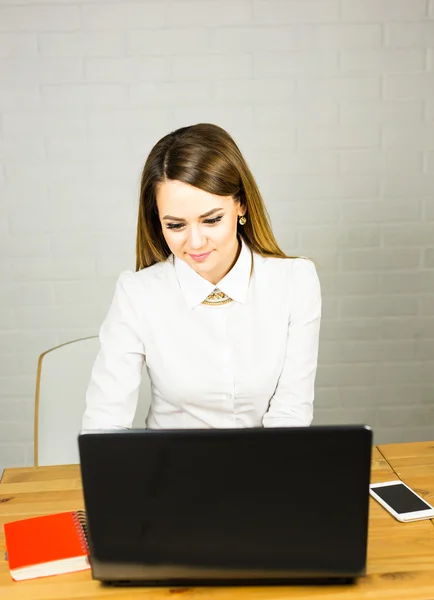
[156,179,245,285]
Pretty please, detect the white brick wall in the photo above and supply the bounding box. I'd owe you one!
[1,0,434,473]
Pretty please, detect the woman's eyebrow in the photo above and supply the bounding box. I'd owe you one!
[162,208,224,221]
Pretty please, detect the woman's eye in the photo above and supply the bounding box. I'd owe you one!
[166,223,185,230]
[166,215,223,230]
[203,216,223,225]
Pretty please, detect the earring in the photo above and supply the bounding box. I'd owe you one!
[239,216,247,225]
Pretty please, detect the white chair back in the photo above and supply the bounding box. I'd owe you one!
[34,336,152,466]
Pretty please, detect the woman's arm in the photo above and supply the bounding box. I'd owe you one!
[262,259,321,428]
[82,271,146,431]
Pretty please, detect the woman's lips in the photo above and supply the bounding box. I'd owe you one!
[189,251,212,263]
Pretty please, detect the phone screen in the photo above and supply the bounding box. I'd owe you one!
[373,483,432,514]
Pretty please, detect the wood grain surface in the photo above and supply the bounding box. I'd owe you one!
[1,443,434,599]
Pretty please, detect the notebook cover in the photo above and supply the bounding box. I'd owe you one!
[4,511,88,571]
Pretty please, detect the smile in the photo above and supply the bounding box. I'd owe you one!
[189,251,212,263]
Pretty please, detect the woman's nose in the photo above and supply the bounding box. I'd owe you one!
[187,226,206,251]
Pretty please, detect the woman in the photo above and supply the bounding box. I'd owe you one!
[82,123,321,431]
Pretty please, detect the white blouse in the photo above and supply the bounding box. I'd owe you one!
[82,238,322,431]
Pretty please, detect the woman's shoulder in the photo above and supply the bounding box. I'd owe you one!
[256,253,318,280]
[255,254,321,312]
[114,259,173,296]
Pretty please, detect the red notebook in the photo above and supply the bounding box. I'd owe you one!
[4,511,90,581]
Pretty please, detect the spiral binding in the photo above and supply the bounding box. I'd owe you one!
[72,510,89,554]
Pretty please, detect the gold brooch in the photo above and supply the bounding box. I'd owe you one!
[202,288,233,306]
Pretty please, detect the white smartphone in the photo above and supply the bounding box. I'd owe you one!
[370,480,434,522]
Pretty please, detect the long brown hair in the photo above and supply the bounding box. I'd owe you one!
[136,123,290,271]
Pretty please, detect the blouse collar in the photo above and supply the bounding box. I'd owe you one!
[173,237,252,309]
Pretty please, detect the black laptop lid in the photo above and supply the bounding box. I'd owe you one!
[78,426,372,580]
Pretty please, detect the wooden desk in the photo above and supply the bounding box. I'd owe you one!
[1,442,434,599]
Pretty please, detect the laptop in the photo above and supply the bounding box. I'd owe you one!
[78,425,372,586]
